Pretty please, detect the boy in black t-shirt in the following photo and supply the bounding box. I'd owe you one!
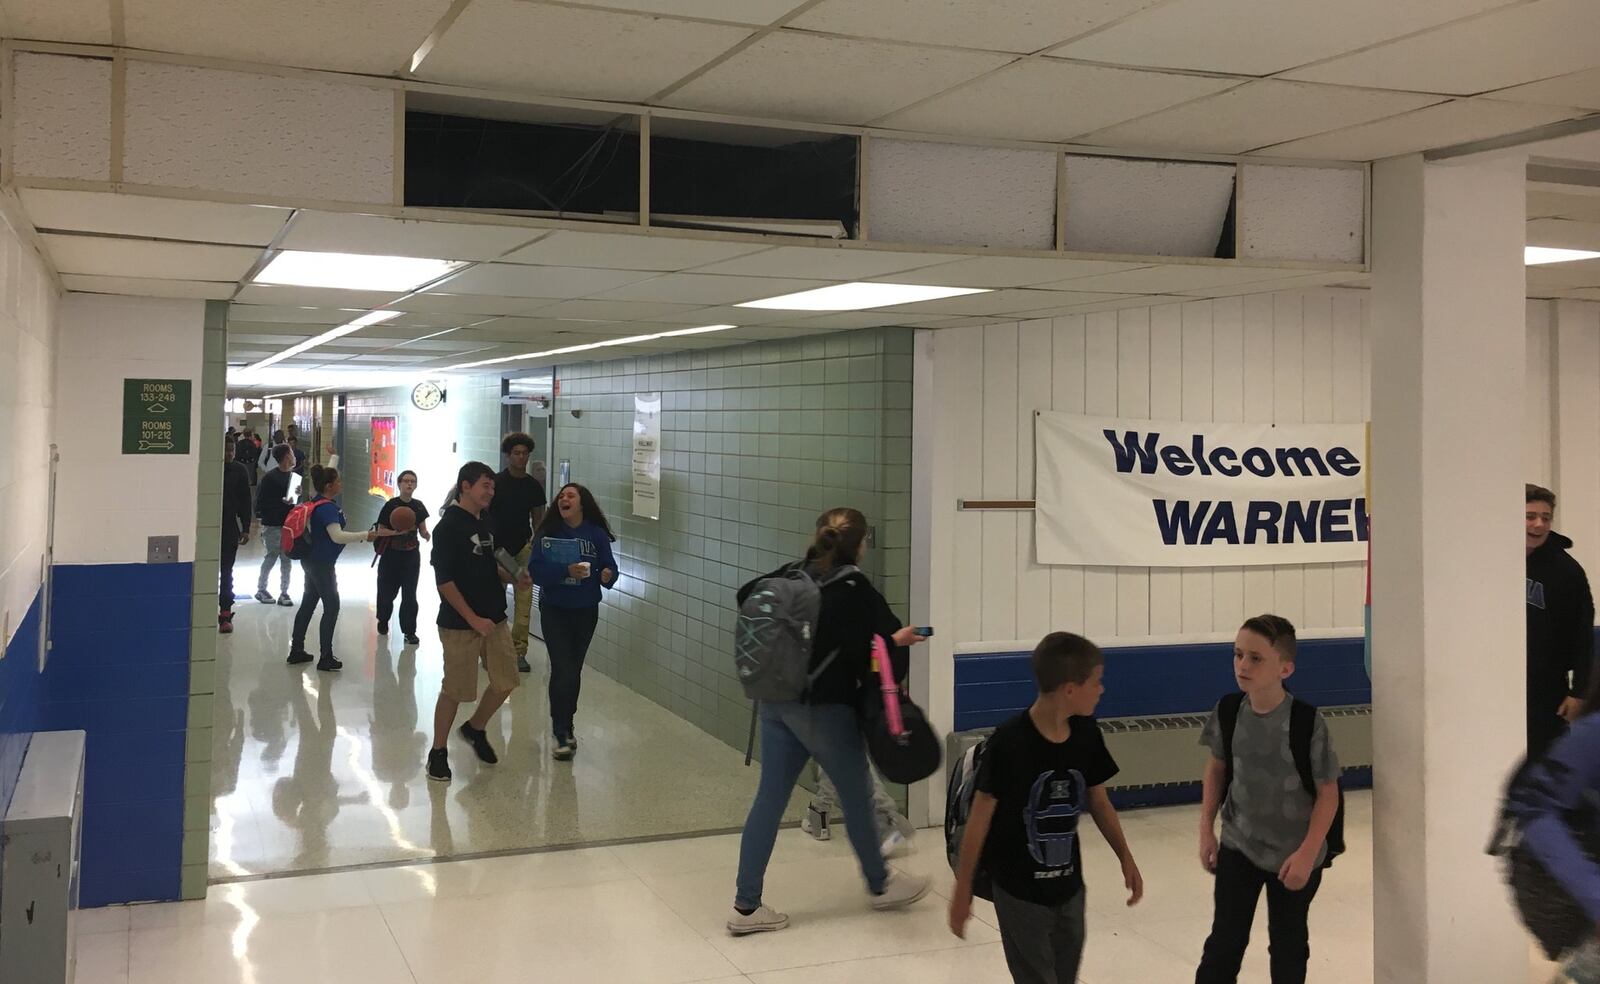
[949,632,1144,984]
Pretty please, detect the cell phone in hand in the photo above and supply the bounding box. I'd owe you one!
[913,626,934,637]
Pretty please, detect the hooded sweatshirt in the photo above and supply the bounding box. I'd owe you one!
[1510,712,1600,924]
[528,520,619,608]
[1528,531,1596,755]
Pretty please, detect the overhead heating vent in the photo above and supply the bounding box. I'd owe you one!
[1064,155,1237,258]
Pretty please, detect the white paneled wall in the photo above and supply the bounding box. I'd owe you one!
[1550,300,1600,586]
[934,288,1372,650]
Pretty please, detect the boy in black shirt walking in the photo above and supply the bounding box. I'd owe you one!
[949,632,1144,984]
[489,432,547,673]
[426,462,530,782]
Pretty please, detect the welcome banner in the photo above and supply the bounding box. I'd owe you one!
[1035,412,1369,568]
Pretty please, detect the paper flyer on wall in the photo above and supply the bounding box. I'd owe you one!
[632,392,661,520]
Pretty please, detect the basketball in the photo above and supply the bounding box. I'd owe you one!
[389,505,416,532]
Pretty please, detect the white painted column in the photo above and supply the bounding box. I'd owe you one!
[1552,299,1600,580]
[1370,152,1527,983]
[910,327,954,826]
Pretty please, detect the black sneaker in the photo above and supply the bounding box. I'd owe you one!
[553,735,577,761]
[377,622,388,635]
[426,748,451,782]
[517,656,532,673]
[278,593,295,607]
[317,655,343,672]
[459,722,498,764]
[403,634,420,646]
[287,650,314,665]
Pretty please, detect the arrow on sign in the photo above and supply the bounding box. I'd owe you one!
[147,403,168,413]
[138,440,174,451]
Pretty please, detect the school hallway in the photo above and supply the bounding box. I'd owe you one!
[71,790,1378,983]
[205,539,805,879]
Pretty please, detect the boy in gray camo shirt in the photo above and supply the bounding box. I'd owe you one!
[1195,615,1341,984]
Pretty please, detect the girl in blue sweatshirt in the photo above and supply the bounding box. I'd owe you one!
[1510,692,1600,982]
[528,483,619,761]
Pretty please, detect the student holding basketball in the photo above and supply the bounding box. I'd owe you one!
[375,470,431,645]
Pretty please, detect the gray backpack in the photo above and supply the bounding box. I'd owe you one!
[735,563,857,761]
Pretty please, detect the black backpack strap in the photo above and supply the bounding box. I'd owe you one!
[1289,699,1318,797]
[1218,692,1245,802]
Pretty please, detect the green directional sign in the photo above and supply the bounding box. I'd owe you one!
[122,378,192,455]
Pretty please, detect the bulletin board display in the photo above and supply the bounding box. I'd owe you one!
[369,416,398,498]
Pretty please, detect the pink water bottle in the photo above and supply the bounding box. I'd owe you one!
[872,635,904,737]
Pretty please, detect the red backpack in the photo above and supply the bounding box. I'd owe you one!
[280,498,325,560]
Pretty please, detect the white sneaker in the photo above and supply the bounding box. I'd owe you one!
[880,828,912,858]
[869,870,930,910]
[727,904,789,935]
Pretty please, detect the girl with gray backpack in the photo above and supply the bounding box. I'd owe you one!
[727,507,931,936]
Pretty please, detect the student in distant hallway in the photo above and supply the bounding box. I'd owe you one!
[1194,615,1341,984]
[375,469,431,645]
[288,465,389,673]
[949,632,1143,984]
[1526,483,1596,758]
[427,462,528,782]
[528,483,616,761]
[219,435,253,634]
[255,444,297,606]
[489,432,547,673]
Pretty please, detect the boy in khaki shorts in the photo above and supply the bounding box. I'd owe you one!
[427,461,530,783]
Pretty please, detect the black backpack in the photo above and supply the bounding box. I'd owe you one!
[1218,693,1345,868]
[1488,756,1600,959]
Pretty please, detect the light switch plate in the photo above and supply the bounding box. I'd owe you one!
[148,535,178,564]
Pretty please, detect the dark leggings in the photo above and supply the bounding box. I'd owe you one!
[292,559,340,657]
[376,549,420,635]
[541,602,599,738]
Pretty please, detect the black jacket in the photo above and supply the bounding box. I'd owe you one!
[1527,532,1596,751]
[737,561,909,707]
[223,461,252,537]
[255,469,294,527]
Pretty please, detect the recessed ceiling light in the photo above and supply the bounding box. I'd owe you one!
[253,251,465,291]
[1526,246,1600,265]
[444,324,738,371]
[243,310,402,373]
[735,282,989,311]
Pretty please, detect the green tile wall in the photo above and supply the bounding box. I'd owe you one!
[552,328,915,752]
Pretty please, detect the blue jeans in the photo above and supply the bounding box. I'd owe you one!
[734,701,888,909]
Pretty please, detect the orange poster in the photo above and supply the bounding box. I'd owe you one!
[370,416,398,498]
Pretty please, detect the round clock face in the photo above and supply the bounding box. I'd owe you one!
[412,381,443,410]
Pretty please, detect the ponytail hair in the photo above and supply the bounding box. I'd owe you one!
[309,464,339,495]
[804,507,868,570]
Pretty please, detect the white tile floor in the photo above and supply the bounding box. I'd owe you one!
[77,792,1402,984]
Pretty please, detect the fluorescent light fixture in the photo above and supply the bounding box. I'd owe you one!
[253,251,464,291]
[736,282,989,311]
[1527,246,1600,265]
[243,310,402,373]
[444,324,738,371]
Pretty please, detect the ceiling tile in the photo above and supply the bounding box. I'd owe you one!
[19,189,291,245]
[1055,0,1512,76]
[227,303,362,324]
[1529,191,1600,224]
[1492,68,1600,111]
[501,230,771,270]
[1529,218,1600,250]
[790,311,944,329]
[61,275,235,300]
[391,292,558,316]
[1037,263,1312,293]
[880,287,1095,315]
[418,0,753,101]
[232,284,409,308]
[690,245,953,279]
[593,273,824,304]
[434,264,655,298]
[125,0,459,74]
[1283,0,1600,95]
[280,212,545,261]
[41,234,259,281]
[1254,99,1586,161]
[3,0,112,42]
[790,0,1166,54]
[878,60,1241,141]
[533,298,705,321]
[1078,80,1443,154]
[1526,256,1600,288]
[547,0,803,24]
[873,255,1150,287]
[1175,270,1367,297]
[649,303,812,324]
[663,31,1013,125]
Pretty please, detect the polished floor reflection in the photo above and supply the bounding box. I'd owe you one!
[211,542,804,879]
[78,795,1388,984]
